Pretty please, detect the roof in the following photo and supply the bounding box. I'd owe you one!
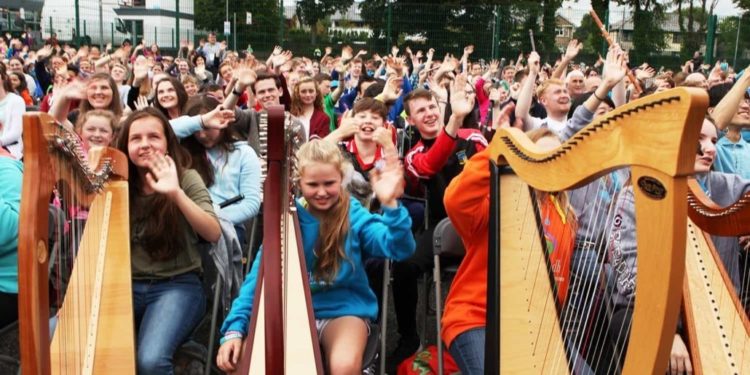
[609,12,703,33]
[284,3,363,22]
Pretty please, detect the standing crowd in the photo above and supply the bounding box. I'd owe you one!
[1,29,749,374]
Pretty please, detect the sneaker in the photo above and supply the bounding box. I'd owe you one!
[386,334,421,374]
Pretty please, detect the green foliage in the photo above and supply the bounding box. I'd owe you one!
[193,0,280,51]
[717,15,750,63]
[296,0,354,43]
[573,14,602,55]
[630,4,668,63]
[674,0,711,61]
[360,0,498,57]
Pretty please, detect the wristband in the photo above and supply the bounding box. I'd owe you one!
[220,331,243,345]
[233,88,243,96]
[199,115,207,130]
[593,91,606,101]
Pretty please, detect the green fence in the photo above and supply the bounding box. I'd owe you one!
[3,2,749,71]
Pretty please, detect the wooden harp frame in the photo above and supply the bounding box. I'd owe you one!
[486,88,707,374]
[681,179,750,374]
[235,106,324,374]
[18,112,134,375]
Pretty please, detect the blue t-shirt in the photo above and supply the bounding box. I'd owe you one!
[714,135,750,179]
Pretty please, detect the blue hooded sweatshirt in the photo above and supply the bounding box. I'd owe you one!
[220,198,415,337]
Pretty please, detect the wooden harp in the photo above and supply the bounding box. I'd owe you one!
[681,179,750,374]
[18,112,134,374]
[486,87,707,373]
[234,105,324,374]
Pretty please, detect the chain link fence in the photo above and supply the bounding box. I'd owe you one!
[2,1,749,70]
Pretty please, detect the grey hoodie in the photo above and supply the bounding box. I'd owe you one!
[608,171,750,307]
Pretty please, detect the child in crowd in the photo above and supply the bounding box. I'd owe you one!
[607,117,750,374]
[216,139,415,374]
[74,109,118,149]
[182,95,262,245]
[116,108,221,374]
[0,123,22,328]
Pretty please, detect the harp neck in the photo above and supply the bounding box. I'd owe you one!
[687,177,750,236]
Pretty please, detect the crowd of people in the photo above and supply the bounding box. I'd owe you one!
[1,28,750,375]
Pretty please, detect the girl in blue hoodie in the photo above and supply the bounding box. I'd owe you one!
[217,139,416,374]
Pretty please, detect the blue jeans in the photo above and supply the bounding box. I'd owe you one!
[133,273,206,375]
[448,327,485,375]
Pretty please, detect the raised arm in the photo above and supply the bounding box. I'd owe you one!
[552,39,581,80]
[223,62,256,110]
[49,80,86,127]
[515,51,540,131]
[711,64,750,131]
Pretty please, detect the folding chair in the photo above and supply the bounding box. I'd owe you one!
[430,217,465,375]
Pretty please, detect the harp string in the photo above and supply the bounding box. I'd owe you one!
[581,174,620,374]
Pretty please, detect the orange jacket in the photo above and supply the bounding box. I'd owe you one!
[440,142,577,347]
[440,145,493,348]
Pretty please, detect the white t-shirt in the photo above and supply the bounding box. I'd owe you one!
[529,115,567,139]
[0,93,27,159]
[24,74,38,97]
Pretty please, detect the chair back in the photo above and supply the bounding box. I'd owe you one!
[432,218,465,258]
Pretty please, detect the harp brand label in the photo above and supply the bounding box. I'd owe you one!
[637,176,667,200]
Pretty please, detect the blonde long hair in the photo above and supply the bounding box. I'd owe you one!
[296,140,352,283]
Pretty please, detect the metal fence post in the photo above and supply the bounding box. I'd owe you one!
[278,0,284,45]
[175,0,180,49]
[75,0,81,43]
[386,1,392,50]
[734,16,742,68]
[492,5,499,59]
[172,28,175,49]
[111,23,114,45]
[602,9,609,58]
[706,14,717,65]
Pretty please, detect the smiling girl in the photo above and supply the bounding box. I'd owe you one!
[291,76,330,140]
[607,117,750,374]
[50,72,123,126]
[153,76,189,120]
[116,108,220,374]
[74,109,118,149]
[217,139,415,374]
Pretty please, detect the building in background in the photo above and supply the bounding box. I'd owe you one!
[19,0,195,47]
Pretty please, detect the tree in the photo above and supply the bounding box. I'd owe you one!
[573,14,604,55]
[674,0,717,61]
[194,0,280,52]
[296,0,354,45]
[613,0,668,63]
[717,14,750,65]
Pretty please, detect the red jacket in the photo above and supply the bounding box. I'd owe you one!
[309,108,330,140]
[404,128,487,226]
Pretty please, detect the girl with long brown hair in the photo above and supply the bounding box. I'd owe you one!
[291,76,331,140]
[217,139,415,374]
[116,108,220,374]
